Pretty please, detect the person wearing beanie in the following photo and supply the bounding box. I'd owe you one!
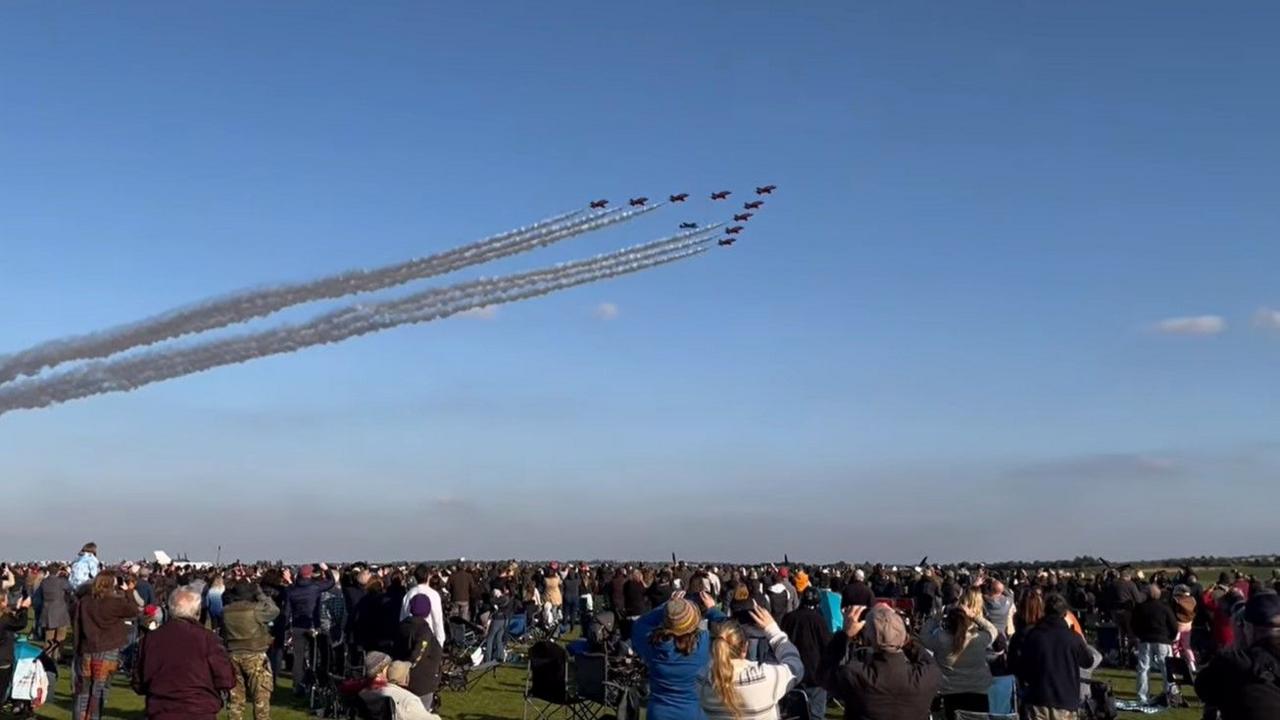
[282,562,335,695]
[220,582,279,720]
[820,603,941,720]
[632,592,725,720]
[356,651,438,720]
[396,593,444,713]
[1195,592,1280,720]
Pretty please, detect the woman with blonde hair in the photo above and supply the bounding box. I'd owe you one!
[923,593,998,720]
[698,605,804,720]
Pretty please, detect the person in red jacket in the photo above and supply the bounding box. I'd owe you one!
[132,588,236,720]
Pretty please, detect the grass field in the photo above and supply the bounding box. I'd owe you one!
[28,662,1204,720]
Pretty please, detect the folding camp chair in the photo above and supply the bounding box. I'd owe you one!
[575,652,637,719]
[524,641,599,720]
[778,688,812,720]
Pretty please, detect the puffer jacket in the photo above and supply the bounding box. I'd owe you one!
[921,615,996,695]
[222,598,280,653]
[1195,642,1280,720]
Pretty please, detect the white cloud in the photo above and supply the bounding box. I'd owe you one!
[1152,315,1226,336]
[593,302,619,321]
[1253,307,1280,331]
[458,306,498,321]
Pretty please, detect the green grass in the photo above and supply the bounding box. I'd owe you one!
[32,663,531,719]
[29,665,1206,720]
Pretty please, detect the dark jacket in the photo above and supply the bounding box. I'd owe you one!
[1010,617,1093,712]
[780,607,832,687]
[1131,598,1179,644]
[77,592,140,654]
[354,590,402,654]
[396,617,444,696]
[609,576,627,612]
[133,617,236,720]
[38,575,74,630]
[820,635,942,720]
[1194,642,1280,720]
[622,579,649,617]
[841,582,873,609]
[222,598,280,654]
[0,608,30,673]
[284,577,336,630]
[445,570,480,606]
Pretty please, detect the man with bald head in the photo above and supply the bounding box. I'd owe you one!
[133,588,236,720]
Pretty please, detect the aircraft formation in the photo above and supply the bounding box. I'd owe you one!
[588,184,777,249]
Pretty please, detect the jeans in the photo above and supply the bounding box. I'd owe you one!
[802,686,827,720]
[1136,642,1172,704]
[451,602,470,623]
[563,598,580,632]
[291,629,313,692]
[483,615,507,663]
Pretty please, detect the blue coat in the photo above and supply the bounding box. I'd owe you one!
[632,603,726,720]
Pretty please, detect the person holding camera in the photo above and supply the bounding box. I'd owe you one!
[821,603,942,720]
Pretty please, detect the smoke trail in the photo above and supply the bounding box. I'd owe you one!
[0,203,662,384]
[0,239,708,417]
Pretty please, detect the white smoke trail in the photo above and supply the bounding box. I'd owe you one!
[0,238,710,417]
[0,203,662,384]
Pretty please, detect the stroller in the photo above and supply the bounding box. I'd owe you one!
[301,630,343,718]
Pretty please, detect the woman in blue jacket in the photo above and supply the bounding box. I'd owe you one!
[632,592,724,720]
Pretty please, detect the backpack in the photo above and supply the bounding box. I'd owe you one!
[1080,680,1117,720]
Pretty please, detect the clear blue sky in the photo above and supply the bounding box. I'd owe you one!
[2,2,1277,563]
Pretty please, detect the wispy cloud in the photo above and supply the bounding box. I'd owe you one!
[593,302,619,321]
[458,305,498,321]
[1152,315,1225,336]
[1004,452,1185,485]
[1253,307,1280,332]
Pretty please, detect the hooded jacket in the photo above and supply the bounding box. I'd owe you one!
[1194,642,1280,720]
[921,615,997,695]
[222,596,280,654]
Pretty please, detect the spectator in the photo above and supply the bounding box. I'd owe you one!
[222,582,280,720]
[562,567,582,633]
[132,588,235,720]
[923,604,998,720]
[0,591,32,699]
[69,542,102,591]
[401,564,446,644]
[1131,584,1179,705]
[983,579,1017,640]
[841,569,873,609]
[397,594,444,712]
[698,606,804,720]
[355,576,402,656]
[74,570,142,720]
[821,603,942,720]
[1011,593,1095,720]
[632,593,724,720]
[284,563,336,694]
[37,563,74,654]
[1171,584,1198,673]
[1196,591,1280,719]
[356,651,439,720]
[780,588,833,720]
[445,565,480,621]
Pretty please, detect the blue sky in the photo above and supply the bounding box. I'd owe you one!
[2,2,1278,563]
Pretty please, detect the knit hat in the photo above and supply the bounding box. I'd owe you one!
[409,594,432,619]
[364,651,392,678]
[777,567,790,579]
[864,604,907,652]
[300,565,315,579]
[663,598,701,636]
